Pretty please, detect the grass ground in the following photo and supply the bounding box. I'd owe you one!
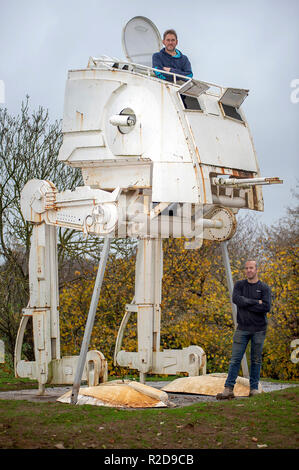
[0,387,298,449]
[0,363,298,450]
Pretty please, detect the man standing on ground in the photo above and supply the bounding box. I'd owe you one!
[217,260,271,400]
[152,29,193,82]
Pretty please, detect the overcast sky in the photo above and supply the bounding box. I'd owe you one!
[0,0,298,227]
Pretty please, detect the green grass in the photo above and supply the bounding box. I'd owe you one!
[0,363,38,391]
[1,361,298,449]
[0,385,298,449]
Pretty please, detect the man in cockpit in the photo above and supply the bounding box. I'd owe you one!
[152,29,193,82]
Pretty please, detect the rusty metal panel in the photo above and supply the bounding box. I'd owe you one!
[82,162,151,189]
[186,110,258,172]
[152,162,199,203]
[219,87,249,108]
[59,69,192,167]
[178,79,210,97]
[62,78,121,133]
[58,131,108,163]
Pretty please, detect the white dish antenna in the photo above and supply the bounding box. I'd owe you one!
[122,16,162,67]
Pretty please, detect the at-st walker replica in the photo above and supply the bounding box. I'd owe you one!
[15,17,282,403]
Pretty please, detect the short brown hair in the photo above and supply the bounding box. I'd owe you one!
[245,260,258,268]
[163,29,177,40]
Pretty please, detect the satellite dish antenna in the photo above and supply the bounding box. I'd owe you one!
[122,16,162,67]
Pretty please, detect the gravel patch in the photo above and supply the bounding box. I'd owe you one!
[0,387,69,403]
[150,380,298,407]
[259,381,298,393]
[0,380,297,407]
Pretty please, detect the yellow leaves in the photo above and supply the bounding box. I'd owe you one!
[58,236,298,380]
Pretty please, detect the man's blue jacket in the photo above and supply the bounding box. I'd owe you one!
[152,48,193,82]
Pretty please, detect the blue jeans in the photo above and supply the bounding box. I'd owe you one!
[225,329,266,390]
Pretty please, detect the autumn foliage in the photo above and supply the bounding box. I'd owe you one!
[60,216,299,380]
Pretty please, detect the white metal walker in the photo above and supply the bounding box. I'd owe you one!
[14,17,282,403]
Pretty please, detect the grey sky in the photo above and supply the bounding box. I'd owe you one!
[0,0,298,226]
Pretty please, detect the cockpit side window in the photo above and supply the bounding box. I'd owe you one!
[180,94,202,111]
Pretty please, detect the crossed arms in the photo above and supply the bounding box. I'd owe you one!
[152,53,193,80]
[232,282,271,313]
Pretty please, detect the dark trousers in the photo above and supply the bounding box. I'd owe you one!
[225,329,266,390]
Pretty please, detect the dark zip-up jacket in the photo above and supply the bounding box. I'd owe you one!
[232,280,271,332]
[152,48,193,82]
